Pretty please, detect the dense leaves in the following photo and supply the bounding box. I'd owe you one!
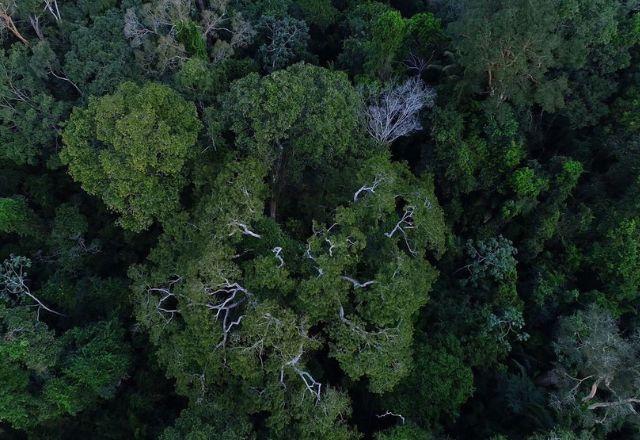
[3,0,640,438]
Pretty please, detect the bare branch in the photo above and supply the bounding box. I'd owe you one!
[147,276,183,324]
[377,411,406,424]
[281,345,322,403]
[0,256,64,318]
[353,175,384,202]
[42,0,61,22]
[48,68,83,95]
[205,281,254,348]
[0,11,29,45]
[341,276,376,289]
[228,221,261,238]
[384,205,417,255]
[588,398,640,411]
[363,77,436,145]
[272,246,284,268]
[29,15,44,39]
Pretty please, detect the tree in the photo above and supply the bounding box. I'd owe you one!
[551,305,640,431]
[590,217,640,313]
[362,76,436,145]
[129,146,446,434]
[0,42,68,165]
[212,63,371,220]
[123,0,255,74]
[449,0,564,107]
[63,8,140,97]
[257,15,310,72]
[383,334,474,425]
[339,4,442,80]
[61,81,202,232]
[0,302,130,430]
[0,197,38,236]
[449,0,630,116]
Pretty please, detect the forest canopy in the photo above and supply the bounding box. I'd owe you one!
[2,0,640,438]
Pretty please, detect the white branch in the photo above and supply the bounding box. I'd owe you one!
[272,246,284,268]
[354,175,384,202]
[377,411,406,424]
[282,346,322,403]
[147,276,183,323]
[341,276,376,289]
[229,221,261,238]
[0,257,64,318]
[364,77,436,145]
[43,0,61,22]
[205,281,253,348]
[384,206,417,255]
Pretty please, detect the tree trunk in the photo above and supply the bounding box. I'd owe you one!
[1,14,29,45]
[270,141,285,220]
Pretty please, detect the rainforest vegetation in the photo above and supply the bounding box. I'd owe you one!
[2,0,640,438]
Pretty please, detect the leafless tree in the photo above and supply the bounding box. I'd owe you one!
[124,8,154,47]
[229,14,255,48]
[201,0,254,58]
[404,52,428,75]
[0,256,64,319]
[259,16,309,72]
[363,76,436,145]
[124,0,253,72]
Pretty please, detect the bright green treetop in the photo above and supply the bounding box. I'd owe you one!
[61,81,202,232]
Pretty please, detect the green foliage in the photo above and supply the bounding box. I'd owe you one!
[291,0,338,29]
[0,305,130,430]
[61,81,202,231]
[464,236,517,286]
[590,218,640,313]
[176,20,207,59]
[257,16,310,72]
[0,197,37,236]
[510,167,549,199]
[375,424,434,439]
[340,4,442,80]
[213,63,372,220]
[0,43,68,165]
[3,0,640,437]
[385,335,474,424]
[64,9,140,97]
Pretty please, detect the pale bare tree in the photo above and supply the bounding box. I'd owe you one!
[363,77,436,145]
